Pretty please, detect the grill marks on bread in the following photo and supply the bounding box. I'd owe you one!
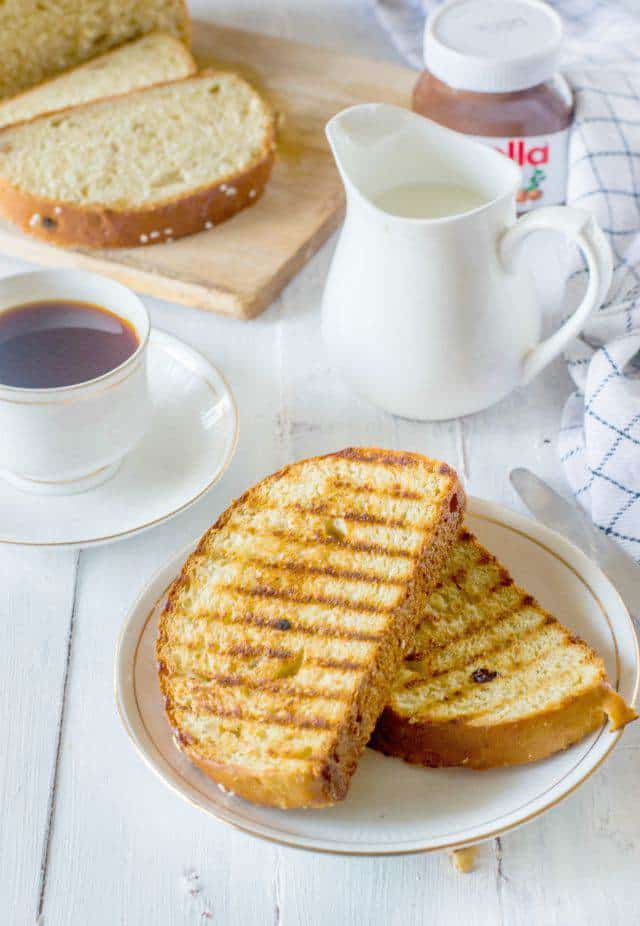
[157,448,464,806]
[371,531,637,769]
[390,535,604,722]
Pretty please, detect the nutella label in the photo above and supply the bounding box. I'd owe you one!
[471,128,569,210]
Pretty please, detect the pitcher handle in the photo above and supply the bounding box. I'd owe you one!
[498,206,613,386]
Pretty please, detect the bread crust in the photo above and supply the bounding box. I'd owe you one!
[0,153,274,249]
[371,669,637,770]
[175,0,191,46]
[0,72,275,248]
[157,448,465,809]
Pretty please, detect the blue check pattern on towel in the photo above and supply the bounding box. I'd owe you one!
[374,0,640,562]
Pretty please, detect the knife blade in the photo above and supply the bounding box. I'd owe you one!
[510,468,640,621]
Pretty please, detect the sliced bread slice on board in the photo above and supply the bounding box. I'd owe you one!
[0,0,189,100]
[370,529,637,769]
[0,33,196,129]
[157,448,465,808]
[0,71,275,248]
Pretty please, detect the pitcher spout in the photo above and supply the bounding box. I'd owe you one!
[326,104,422,196]
[326,103,520,210]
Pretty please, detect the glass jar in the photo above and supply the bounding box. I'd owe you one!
[413,0,574,210]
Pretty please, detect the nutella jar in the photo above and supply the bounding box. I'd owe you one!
[413,0,573,210]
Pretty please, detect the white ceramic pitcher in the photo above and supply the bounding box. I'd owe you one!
[322,104,613,420]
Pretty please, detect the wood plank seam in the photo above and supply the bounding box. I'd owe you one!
[455,419,470,487]
[494,836,506,926]
[272,848,283,926]
[35,550,81,924]
[275,299,293,464]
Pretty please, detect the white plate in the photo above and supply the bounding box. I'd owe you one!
[0,330,238,548]
[115,498,639,855]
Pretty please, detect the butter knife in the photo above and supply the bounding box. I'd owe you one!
[510,468,639,622]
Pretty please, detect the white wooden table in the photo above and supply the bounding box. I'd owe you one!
[2,2,638,923]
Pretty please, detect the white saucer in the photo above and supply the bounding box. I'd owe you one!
[0,329,238,548]
[114,497,639,856]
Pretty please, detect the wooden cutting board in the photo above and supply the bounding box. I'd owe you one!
[0,23,415,319]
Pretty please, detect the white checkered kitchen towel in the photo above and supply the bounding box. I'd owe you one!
[374,0,640,562]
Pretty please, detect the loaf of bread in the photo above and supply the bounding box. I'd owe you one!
[0,72,276,248]
[0,0,190,100]
[0,33,196,129]
[157,448,465,808]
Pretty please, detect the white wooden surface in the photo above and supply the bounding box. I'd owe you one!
[1,2,638,924]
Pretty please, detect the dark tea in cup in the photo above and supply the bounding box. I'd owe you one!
[0,300,139,389]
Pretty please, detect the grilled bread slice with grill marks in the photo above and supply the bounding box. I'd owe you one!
[157,448,464,808]
[371,529,637,769]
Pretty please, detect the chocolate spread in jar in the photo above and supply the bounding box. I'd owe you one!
[413,0,574,210]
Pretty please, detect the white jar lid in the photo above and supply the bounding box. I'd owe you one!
[424,0,563,93]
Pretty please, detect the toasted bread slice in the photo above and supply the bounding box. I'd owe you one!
[371,529,637,769]
[0,0,189,100]
[0,71,275,247]
[157,448,464,808]
[0,34,196,130]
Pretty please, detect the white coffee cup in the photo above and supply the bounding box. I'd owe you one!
[0,268,152,494]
